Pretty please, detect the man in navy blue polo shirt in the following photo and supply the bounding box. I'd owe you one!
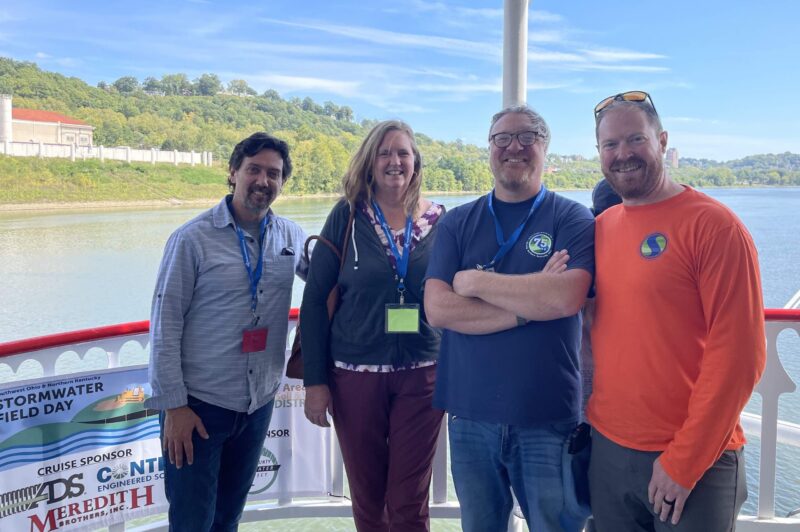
[425,106,594,532]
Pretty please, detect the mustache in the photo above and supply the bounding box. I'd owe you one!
[610,157,645,170]
[248,184,272,195]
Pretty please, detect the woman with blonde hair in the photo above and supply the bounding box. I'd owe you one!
[301,120,445,531]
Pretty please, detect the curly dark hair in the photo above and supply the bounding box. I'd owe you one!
[227,132,293,191]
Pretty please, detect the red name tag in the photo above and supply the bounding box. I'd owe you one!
[242,327,268,353]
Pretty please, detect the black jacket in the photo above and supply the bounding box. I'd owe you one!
[301,199,442,386]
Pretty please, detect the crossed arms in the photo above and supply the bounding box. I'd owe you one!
[425,249,592,334]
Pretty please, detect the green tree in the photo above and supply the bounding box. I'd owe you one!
[161,73,192,96]
[228,79,256,96]
[112,76,139,94]
[142,77,163,94]
[194,74,222,96]
[335,106,354,122]
[263,89,281,100]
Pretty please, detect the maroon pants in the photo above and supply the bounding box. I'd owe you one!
[330,365,444,532]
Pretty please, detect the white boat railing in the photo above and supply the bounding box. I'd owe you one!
[785,288,800,310]
[1,310,798,531]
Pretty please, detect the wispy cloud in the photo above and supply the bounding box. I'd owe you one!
[528,30,567,44]
[253,74,362,98]
[261,18,500,61]
[574,64,669,73]
[529,46,669,73]
[182,17,240,38]
[530,11,564,23]
[529,50,586,63]
[581,49,667,62]
[405,1,503,19]
[415,81,501,94]
[666,116,723,125]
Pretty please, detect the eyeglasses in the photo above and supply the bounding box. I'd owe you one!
[594,91,657,118]
[490,131,541,148]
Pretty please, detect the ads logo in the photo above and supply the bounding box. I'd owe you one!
[248,447,281,495]
[526,232,553,257]
[640,233,668,259]
[0,474,84,518]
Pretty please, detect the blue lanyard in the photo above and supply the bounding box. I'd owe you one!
[480,186,547,271]
[371,200,413,302]
[234,215,269,319]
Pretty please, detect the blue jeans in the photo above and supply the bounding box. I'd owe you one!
[160,396,274,532]
[449,415,583,532]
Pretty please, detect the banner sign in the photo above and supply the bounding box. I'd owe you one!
[0,365,331,531]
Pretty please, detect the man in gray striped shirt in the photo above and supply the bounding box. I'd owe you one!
[146,132,308,531]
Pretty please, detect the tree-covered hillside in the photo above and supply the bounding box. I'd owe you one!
[0,57,497,195]
[0,56,798,202]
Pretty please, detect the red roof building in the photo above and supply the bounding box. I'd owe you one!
[12,108,90,127]
[0,95,94,146]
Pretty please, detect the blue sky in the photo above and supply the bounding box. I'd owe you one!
[0,0,797,161]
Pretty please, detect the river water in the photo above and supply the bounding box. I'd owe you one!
[1,187,799,525]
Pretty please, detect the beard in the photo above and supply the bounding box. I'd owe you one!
[243,184,274,212]
[604,157,663,200]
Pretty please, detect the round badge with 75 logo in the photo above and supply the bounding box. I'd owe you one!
[527,232,553,257]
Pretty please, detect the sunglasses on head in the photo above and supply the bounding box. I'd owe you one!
[594,91,657,118]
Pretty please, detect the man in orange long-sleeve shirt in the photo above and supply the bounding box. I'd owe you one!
[587,91,766,530]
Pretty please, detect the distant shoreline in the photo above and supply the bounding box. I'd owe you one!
[0,191,481,212]
[2,185,794,212]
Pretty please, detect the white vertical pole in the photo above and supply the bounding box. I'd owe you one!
[0,94,13,143]
[503,0,529,108]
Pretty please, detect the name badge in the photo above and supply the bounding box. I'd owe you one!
[242,327,268,353]
[385,304,420,334]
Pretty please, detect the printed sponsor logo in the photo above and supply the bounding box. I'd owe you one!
[640,233,668,259]
[96,456,165,491]
[526,232,553,258]
[0,474,84,518]
[248,447,281,494]
[26,485,155,532]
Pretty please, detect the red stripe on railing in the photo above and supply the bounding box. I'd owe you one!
[0,321,151,357]
[0,308,795,359]
[764,308,800,321]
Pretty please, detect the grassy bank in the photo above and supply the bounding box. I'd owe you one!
[0,156,228,204]
[3,154,798,208]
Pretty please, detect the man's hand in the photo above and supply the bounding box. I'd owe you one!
[304,384,332,427]
[163,405,208,469]
[452,250,569,299]
[542,249,569,273]
[648,457,692,525]
[452,269,482,298]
